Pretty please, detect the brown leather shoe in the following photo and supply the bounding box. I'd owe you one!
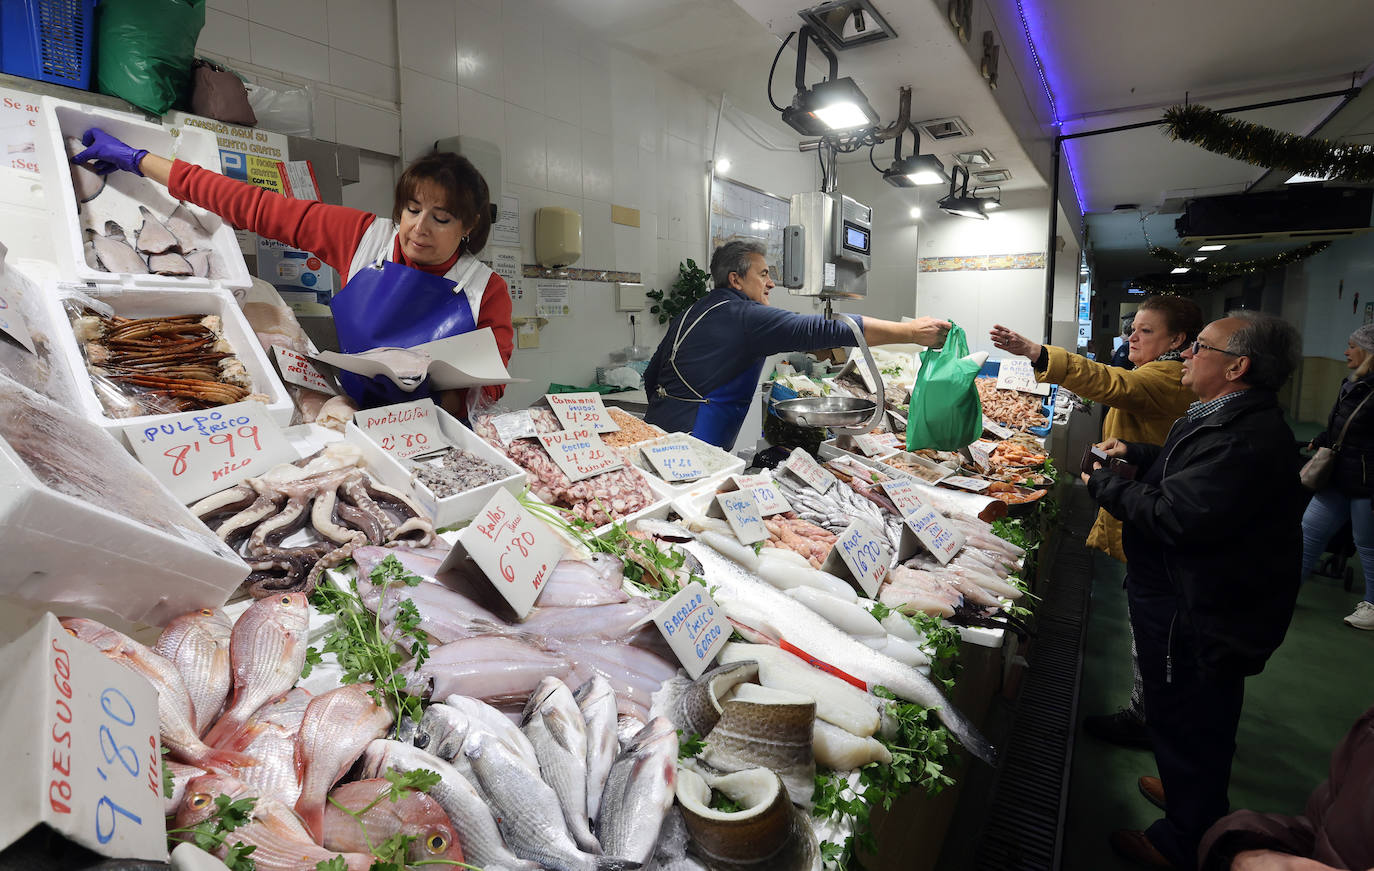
[1138,775,1167,811]
[1108,829,1175,869]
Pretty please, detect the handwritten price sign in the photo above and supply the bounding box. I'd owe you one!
[354,398,448,460]
[943,475,991,492]
[732,474,792,516]
[642,440,705,482]
[710,490,767,545]
[783,447,834,493]
[546,392,619,433]
[982,416,1016,440]
[271,345,336,394]
[900,498,966,565]
[828,521,892,597]
[125,401,296,504]
[449,488,567,617]
[852,433,896,457]
[538,428,623,482]
[995,358,1051,396]
[653,582,730,679]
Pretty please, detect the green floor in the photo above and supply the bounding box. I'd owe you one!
[1063,531,1374,870]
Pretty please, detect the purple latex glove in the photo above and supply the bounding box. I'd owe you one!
[70,127,148,177]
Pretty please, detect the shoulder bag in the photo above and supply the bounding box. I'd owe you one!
[1301,389,1374,491]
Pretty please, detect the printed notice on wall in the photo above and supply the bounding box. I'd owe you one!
[536,281,571,317]
[493,194,520,246]
[491,248,521,288]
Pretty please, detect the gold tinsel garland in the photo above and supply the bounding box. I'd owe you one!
[1137,242,1333,296]
[1162,105,1374,182]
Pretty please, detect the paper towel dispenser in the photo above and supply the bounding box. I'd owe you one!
[535,206,582,267]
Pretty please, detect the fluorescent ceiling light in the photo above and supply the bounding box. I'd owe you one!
[909,207,922,219]
[1170,267,1191,274]
[1191,256,1207,262]
[715,157,731,173]
[1198,244,1226,252]
[1286,171,1333,184]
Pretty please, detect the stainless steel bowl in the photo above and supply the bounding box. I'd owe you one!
[772,396,879,428]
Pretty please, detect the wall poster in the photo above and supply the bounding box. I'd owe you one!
[709,176,791,279]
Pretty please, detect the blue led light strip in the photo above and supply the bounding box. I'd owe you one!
[1013,0,1087,210]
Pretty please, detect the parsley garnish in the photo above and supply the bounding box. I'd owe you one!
[677,730,707,759]
[165,794,258,871]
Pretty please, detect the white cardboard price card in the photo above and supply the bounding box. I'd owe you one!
[995,358,1052,396]
[271,345,336,394]
[968,440,995,470]
[902,499,965,565]
[125,401,297,504]
[354,398,449,460]
[448,488,567,618]
[851,433,890,457]
[0,613,167,859]
[642,440,706,482]
[823,520,891,597]
[732,474,792,516]
[943,475,991,493]
[653,582,730,680]
[783,447,834,492]
[708,489,767,545]
[880,478,924,519]
[546,392,619,433]
[982,415,1016,440]
[537,429,624,482]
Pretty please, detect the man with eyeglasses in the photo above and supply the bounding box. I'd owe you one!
[1082,312,1306,871]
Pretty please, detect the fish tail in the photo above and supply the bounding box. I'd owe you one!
[936,704,999,767]
[294,796,325,842]
[201,712,245,748]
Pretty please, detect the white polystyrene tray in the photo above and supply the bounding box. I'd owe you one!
[345,409,526,530]
[45,283,293,445]
[34,96,251,291]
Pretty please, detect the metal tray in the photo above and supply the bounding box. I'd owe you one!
[772,395,878,428]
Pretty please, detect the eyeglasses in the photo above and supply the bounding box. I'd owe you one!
[1190,339,1243,357]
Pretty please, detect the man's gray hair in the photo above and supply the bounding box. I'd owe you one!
[1224,310,1302,391]
[710,239,767,289]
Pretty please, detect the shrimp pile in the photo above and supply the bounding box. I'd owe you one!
[975,377,1048,432]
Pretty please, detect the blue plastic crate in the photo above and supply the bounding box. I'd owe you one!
[1,0,96,89]
[976,360,1056,437]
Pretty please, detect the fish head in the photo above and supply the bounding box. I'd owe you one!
[175,773,256,831]
[392,791,465,863]
[59,617,128,654]
[242,591,311,637]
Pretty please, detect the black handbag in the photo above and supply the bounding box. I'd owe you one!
[1302,390,1374,491]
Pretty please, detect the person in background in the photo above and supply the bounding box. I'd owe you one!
[1197,702,1374,871]
[644,239,951,449]
[989,294,1203,750]
[1300,324,1374,630]
[1084,311,1305,871]
[1112,314,1138,369]
[70,128,513,416]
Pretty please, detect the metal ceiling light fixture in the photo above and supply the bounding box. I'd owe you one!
[939,165,987,219]
[798,0,897,51]
[780,26,879,136]
[973,184,1002,209]
[882,125,947,187]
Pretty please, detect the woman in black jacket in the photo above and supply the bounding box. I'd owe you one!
[1302,324,1374,630]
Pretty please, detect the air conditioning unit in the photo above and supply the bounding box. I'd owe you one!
[1176,187,1374,245]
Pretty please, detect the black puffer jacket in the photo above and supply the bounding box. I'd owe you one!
[1312,374,1374,498]
[1089,390,1305,681]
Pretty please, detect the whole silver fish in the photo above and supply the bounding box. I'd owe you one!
[681,536,998,765]
[204,592,310,747]
[574,675,619,823]
[596,717,679,867]
[359,738,540,871]
[293,683,394,841]
[154,607,232,735]
[412,698,540,784]
[522,677,600,852]
[216,687,312,806]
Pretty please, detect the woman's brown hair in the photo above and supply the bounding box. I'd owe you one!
[1139,295,1204,351]
[392,151,492,256]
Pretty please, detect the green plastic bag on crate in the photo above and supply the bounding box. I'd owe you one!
[96,0,206,116]
[906,322,983,451]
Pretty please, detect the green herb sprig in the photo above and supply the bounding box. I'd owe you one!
[677,730,707,759]
[165,794,258,871]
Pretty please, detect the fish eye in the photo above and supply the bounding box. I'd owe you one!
[189,793,211,810]
[64,627,79,637]
[279,595,291,605]
[199,609,213,616]
[426,834,448,853]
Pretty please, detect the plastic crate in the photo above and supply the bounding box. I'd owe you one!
[1,0,95,89]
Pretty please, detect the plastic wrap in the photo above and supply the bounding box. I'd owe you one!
[240,298,356,430]
[0,260,79,406]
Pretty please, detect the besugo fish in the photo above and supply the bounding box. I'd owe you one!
[154,607,233,735]
[59,618,254,771]
[215,687,312,806]
[359,738,541,871]
[175,773,373,870]
[522,677,600,853]
[596,717,679,867]
[163,761,205,816]
[322,778,466,865]
[293,683,394,840]
[574,676,619,823]
[681,536,997,765]
[204,592,310,747]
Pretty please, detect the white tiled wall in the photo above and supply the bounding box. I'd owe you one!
[197,0,816,409]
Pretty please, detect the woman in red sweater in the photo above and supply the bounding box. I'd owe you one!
[71,128,514,418]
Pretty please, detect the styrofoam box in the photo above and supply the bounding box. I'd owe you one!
[34,96,251,292]
[0,434,248,629]
[630,433,747,501]
[45,283,293,444]
[345,409,527,530]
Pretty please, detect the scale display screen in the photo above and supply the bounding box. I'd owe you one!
[843,223,870,254]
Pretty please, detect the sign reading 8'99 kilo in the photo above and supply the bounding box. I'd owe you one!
[354,398,447,460]
[449,488,567,618]
[537,428,623,482]
[545,392,619,433]
[124,401,296,504]
[653,582,730,679]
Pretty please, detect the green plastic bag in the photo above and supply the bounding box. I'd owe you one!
[906,323,983,451]
[96,0,206,116]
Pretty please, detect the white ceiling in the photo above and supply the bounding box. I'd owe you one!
[553,0,1374,287]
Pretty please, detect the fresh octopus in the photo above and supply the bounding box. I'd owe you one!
[191,443,435,596]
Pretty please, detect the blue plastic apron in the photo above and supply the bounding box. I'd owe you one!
[655,298,762,449]
[330,258,476,408]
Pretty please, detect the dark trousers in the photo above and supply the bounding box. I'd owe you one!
[1128,578,1246,871]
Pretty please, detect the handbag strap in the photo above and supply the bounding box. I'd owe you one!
[1332,388,1374,449]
